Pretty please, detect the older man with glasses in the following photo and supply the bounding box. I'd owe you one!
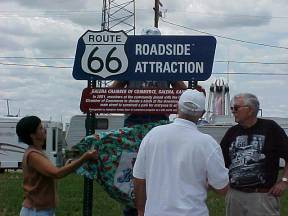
[220,93,288,216]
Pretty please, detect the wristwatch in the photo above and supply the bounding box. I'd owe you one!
[282,177,288,183]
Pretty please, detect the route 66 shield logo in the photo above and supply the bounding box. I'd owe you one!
[81,30,128,78]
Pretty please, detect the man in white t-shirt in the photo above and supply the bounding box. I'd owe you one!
[133,89,229,216]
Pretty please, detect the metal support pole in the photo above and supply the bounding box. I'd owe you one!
[83,175,94,216]
[83,80,96,216]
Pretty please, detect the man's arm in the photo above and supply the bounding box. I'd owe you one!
[133,177,146,216]
[207,146,230,196]
[269,123,288,196]
[269,161,288,196]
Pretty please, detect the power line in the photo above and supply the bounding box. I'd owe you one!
[0,10,101,13]
[161,18,288,50]
[0,10,102,14]
[0,62,71,69]
[0,56,73,60]
[0,62,287,76]
[0,14,101,18]
[215,60,288,65]
[0,9,288,19]
[214,72,288,76]
[166,10,288,20]
[0,57,287,65]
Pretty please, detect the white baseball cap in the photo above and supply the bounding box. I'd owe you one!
[141,27,161,36]
[178,89,206,114]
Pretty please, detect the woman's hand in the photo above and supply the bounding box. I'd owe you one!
[65,159,73,165]
[82,150,98,161]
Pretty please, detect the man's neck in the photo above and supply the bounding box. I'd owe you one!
[240,118,258,129]
[178,114,199,123]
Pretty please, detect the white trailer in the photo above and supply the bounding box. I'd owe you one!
[0,117,65,172]
[65,111,287,168]
[65,114,125,149]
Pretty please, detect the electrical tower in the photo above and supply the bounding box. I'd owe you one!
[101,0,135,34]
[95,0,136,88]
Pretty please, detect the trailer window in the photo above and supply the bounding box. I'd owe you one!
[57,128,63,150]
[95,118,108,130]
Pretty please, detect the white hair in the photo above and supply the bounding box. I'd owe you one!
[141,27,161,36]
[232,93,260,116]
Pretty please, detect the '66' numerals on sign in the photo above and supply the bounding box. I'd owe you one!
[87,46,122,74]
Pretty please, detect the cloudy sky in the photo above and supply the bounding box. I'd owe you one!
[0,0,287,125]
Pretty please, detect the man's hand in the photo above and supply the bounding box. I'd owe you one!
[269,181,288,196]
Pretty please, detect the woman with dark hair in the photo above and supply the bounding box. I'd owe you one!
[16,116,97,216]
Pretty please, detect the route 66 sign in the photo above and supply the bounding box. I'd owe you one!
[75,30,128,79]
[73,30,216,81]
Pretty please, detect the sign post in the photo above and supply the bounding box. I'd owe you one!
[83,80,95,216]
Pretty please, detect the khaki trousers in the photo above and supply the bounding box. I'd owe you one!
[225,188,280,216]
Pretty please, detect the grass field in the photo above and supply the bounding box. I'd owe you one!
[1,171,288,216]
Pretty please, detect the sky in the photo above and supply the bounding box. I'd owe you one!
[0,0,287,124]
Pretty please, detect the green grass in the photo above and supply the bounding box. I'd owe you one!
[1,172,288,216]
[0,172,122,216]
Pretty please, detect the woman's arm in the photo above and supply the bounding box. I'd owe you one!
[28,150,97,179]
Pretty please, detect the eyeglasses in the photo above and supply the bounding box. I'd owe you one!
[230,105,249,112]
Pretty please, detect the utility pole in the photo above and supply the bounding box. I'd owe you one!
[0,99,20,117]
[153,0,197,89]
[0,99,11,116]
[6,99,10,116]
[154,0,160,27]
